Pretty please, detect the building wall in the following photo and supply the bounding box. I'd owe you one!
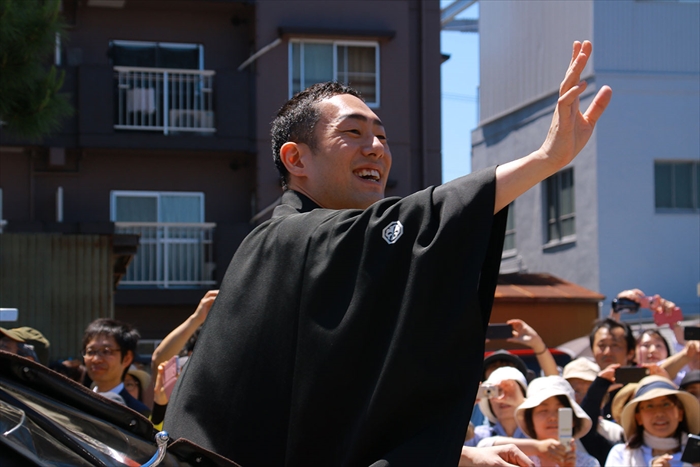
[253,0,443,213]
[594,0,700,317]
[478,0,592,124]
[472,88,602,294]
[474,0,700,318]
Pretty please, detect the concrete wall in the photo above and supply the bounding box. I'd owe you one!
[474,0,700,318]
[594,0,700,316]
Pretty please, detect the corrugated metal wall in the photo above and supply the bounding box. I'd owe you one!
[594,0,700,74]
[479,0,593,124]
[0,234,114,361]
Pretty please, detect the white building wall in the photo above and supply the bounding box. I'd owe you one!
[474,0,700,318]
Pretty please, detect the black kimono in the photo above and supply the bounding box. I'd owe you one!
[164,167,508,466]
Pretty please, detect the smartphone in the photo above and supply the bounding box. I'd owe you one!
[162,355,180,399]
[477,383,502,400]
[684,326,700,341]
[653,307,684,327]
[486,323,513,340]
[558,407,573,450]
[615,366,649,385]
[681,434,700,464]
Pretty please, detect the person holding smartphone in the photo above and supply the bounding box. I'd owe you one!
[605,375,700,467]
[484,376,599,467]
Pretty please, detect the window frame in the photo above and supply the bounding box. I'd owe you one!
[654,160,700,213]
[109,190,205,223]
[288,39,380,108]
[543,168,576,248]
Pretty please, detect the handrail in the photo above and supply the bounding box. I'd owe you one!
[114,66,215,76]
[115,222,217,228]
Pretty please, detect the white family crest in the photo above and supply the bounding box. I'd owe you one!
[382,221,404,245]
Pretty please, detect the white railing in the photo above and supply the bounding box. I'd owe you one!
[115,222,216,288]
[114,66,215,135]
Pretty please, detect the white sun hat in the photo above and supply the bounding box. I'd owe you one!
[478,366,528,424]
[514,375,592,439]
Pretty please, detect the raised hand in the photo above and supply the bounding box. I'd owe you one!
[539,41,612,171]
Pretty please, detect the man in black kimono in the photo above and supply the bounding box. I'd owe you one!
[164,41,611,466]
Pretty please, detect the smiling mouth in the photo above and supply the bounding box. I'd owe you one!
[354,168,381,182]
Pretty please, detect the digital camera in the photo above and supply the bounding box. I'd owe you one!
[477,383,502,399]
[611,297,640,313]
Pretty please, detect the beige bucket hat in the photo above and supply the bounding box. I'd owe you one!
[515,375,592,439]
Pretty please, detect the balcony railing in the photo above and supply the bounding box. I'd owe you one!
[114,222,216,288]
[114,66,215,135]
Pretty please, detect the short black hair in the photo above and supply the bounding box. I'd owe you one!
[589,318,635,354]
[270,81,362,189]
[82,318,140,379]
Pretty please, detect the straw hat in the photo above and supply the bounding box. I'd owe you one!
[127,367,151,393]
[562,357,600,382]
[515,375,592,439]
[478,366,528,424]
[611,382,638,424]
[0,328,25,342]
[620,375,700,440]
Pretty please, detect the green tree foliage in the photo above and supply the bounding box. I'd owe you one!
[0,0,72,140]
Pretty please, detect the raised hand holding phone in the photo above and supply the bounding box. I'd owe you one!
[162,355,180,399]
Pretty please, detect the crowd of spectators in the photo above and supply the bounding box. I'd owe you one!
[1,286,698,467]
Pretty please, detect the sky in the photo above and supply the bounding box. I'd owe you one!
[440,2,480,183]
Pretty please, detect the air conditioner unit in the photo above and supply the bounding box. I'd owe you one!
[169,110,214,129]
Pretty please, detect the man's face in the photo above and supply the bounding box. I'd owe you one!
[83,334,131,390]
[290,94,392,210]
[592,327,633,368]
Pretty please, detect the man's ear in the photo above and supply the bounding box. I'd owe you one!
[121,349,134,369]
[280,141,308,179]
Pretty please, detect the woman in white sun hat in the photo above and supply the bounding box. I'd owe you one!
[604,375,700,467]
[484,375,599,466]
[464,366,529,447]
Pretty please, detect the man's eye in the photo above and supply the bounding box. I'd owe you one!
[346,129,361,135]
[376,134,387,141]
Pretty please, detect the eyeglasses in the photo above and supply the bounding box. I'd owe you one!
[124,381,140,390]
[82,347,121,359]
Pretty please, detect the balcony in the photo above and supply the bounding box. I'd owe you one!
[114,66,215,135]
[114,222,216,288]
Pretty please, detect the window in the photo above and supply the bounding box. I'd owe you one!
[503,202,516,255]
[110,40,204,70]
[290,40,380,106]
[110,191,215,288]
[655,161,700,211]
[544,168,575,244]
[110,191,204,223]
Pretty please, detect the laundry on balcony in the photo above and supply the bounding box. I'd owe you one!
[126,87,156,113]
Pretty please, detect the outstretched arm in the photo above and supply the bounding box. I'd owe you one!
[494,41,612,214]
[151,289,218,372]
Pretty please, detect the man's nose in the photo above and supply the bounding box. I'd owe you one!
[362,136,384,158]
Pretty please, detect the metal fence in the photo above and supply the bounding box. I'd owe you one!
[114,222,216,288]
[114,66,215,135]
